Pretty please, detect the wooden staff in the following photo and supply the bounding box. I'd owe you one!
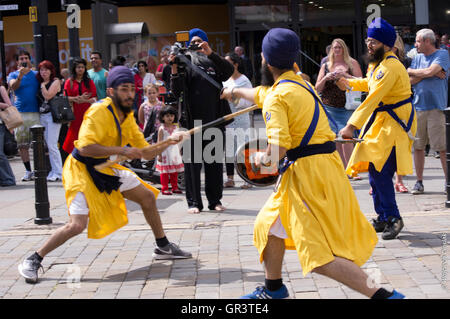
[94,104,260,171]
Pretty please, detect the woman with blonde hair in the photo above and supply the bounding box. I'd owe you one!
[316,38,363,177]
[393,34,412,68]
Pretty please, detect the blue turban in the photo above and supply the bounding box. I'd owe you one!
[189,28,208,43]
[367,18,396,48]
[262,28,299,70]
[107,66,134,88]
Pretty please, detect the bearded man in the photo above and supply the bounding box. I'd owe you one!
[339,18,417,240]
[18,66,191,284]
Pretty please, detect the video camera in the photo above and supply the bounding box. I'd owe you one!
[169,31,202,73]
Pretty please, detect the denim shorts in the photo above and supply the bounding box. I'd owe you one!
[323,105,353,133]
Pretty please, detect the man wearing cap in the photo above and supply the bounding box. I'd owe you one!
[222,28,404,299]
[170,28,234,214]
[339,18,417,241]
[18,66,192,284]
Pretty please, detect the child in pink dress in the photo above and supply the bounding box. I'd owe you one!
[155,106,184,195]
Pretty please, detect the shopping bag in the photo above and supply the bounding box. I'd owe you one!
[0,106,23,130]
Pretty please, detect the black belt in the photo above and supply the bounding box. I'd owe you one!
[280,141,336,173]
[72,148,122,194]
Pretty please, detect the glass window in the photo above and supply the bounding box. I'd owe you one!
[299,0,355,22]
[235,0,291,24]
[363,0,414,18]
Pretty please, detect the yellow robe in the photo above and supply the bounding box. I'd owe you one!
[346,51,417,177]
[62,98,159,239]
[253,71,378,276]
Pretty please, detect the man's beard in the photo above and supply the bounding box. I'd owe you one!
[114,93,134,114]
[365,46,385,64]
[260,62,275,87]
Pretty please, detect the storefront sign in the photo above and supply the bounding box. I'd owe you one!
[66,4,81,29]
[29,6,38,23]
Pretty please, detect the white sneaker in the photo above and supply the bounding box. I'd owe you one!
[47,175,61,182]
[152,242,192,260]
[21,171,34,182]
[18,258,43,284]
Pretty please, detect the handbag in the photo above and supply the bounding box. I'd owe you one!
[344,89,362,110]
[0,106,23,130]
[49,95,75,124]
[3,126,18,156]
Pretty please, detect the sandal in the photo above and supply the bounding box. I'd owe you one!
[240,183,253,189]
[224,180,235,188]
[395,183,408,193]
[162,190,172,195]
[352,175,362,181]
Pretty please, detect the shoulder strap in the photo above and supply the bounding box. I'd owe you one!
[278,79,339,140]
[107,105,122,146]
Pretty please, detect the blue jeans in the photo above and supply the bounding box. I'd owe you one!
[0,124,16,186]
[40,113,62,179]
[368,148,400,222]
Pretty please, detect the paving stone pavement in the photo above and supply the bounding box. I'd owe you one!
[0,121,449,299]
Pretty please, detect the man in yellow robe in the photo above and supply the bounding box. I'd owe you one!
[18,66,191,284]
[339,18,417,241]
[222,28,404,299]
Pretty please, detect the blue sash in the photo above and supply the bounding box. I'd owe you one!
[361,96,414,139]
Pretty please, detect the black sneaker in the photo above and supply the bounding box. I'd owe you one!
[371,217,387,233]
[382,217,404,240]
[18,257,43,284]
[411,181,424,195]
[152,242,192,260]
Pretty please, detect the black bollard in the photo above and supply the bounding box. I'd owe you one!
[445,108,450,208]
[31,125,52,225]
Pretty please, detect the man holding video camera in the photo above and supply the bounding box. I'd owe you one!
[170,28,234,214]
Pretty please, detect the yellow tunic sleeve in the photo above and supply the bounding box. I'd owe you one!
[348,65,398,130]
[348,77,369,92]
[263,93,291,149]
[254,86,270,109]
[75,105,112,150]
[123,113,149,149]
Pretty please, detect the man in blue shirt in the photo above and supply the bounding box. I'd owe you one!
[87,51,108,100]
[408,29,449,194]
[7,50,40,181]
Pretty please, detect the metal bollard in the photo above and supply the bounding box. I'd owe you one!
[31,125,52,225]
[445,108,450,208]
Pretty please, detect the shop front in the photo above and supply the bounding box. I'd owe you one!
[229,0,448,83]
